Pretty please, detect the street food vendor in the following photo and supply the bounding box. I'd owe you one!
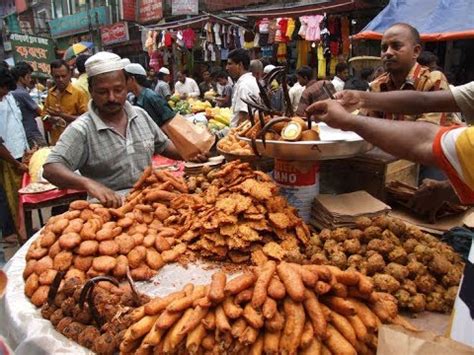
[43,52,201,208]
[305,82,474,213]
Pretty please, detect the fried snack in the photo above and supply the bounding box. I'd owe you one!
[156,310,183,329]
[303,290,327,339]
[279,298,305,354]
[225,272,257,295]
[240,326,259,345]
[325,324,357,355]
[263,330,281,354]
[215,305,231,332]
[243,303,264,329]
[347,314,368,342]
[208,271,227,303]
[262,297,277,319]
[301,338,322,355]
[223,296,243,319]
[277,262,305,302]
[267,277,286,300]
[162,308,194,352]
[323,296,356,316]
[202,311,216,330]
[300,320,315,349]
[328,310,357,346]
[252,260,277,308]
[186,323,206,353]
[77,240,99,257]
[92,256,117,272]
[347,298,377,331]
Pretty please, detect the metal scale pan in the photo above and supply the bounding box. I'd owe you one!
[239,123,373,161]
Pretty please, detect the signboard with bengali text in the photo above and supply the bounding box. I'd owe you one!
[100,22,130,46]
[121,0,137,21]
[138,0,163,23]
[10,33,55,75]
[172,0,198,15]
[49,7,109,38]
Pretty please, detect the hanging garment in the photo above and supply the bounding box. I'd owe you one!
[257,17,270,34]
[298,16,308,39]
[253,33,260,48]
[259,33,269,47]
[227,26,235,50]
[149,50,163,72]
[208,43,217,61]
[213,23,222,46]
[205,22,213,43]
[221,48,229,60]
[221,25,228,48]
[268,19,278,44]
[341,16,350,56]
[202,41,210,62]
[145,30,154,55]
[286,18,296,39]
[238,28,245,48]
[183,28,196,49]
[277,18,289,42]
[176,31,185,47]
[277,43,287,63]
[274,18,283,43]
[164,32,173,47]
[163,50,171,65]
[305,15,324,41]
[317,44,326,79]
[296,40,309,68]
[244,30,255,49]
[261,45,273,57]
[329,56,337,76]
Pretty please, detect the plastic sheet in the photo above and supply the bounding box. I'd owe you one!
[0,232,238,354]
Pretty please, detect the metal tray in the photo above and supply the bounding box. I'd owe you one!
[239,123,373,161]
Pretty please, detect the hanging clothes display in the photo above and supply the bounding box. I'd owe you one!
[277,43,287,63]
[341,16,350,56]
[296,40,310,68]
[304,15,324,41]
[244,30,255,49]
[329,56,338,76]
[328,17,341,56]
[213,23,222,46]
[182,28,196,49]
[286,18,296,39]
[268,19,278,44]
[317,43,326,79]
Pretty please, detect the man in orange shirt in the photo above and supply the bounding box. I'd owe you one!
[43,59,88,144]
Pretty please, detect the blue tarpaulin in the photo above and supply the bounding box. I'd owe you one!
[354,0,474,41]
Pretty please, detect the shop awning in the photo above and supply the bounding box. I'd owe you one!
[354,0,474,41]
[228,0,369,18]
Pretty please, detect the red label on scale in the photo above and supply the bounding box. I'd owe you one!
[273,160,320,187]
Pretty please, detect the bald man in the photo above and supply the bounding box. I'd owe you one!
[368,22,459,126]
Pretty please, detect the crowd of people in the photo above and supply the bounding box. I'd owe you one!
[1,21,473,246]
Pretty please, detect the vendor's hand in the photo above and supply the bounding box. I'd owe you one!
[408,179,456,223]
[306,99,355,131]
[189,152,209,163]
[334,90,364,112]
[84,179,123,208]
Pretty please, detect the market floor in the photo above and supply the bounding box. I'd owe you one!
[0,207,50,266]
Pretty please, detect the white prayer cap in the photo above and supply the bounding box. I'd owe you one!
[158,67,170,75]
[85,52,130,78]
[264,64,276,74]
[125,63,147,76]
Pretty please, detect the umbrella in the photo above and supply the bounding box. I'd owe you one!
[63,41,94,60]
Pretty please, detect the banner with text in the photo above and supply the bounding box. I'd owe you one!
[121,0,137,21]
[100,22,129,46]
[172,0,198,15]
[49,7,109,38]
[10,33,55,75]
[138,0,163,23]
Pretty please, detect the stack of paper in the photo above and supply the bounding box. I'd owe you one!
[310,191,391,230]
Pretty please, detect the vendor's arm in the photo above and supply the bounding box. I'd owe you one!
[189,80,201,98]
[43,163,122,208]
[307,100,438,166]
[335,89,460,115]
[42,124,122,207]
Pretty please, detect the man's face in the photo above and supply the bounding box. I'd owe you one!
[226,59,241,79]
[90,70,127,116]
[177,72,185,83]
[381,26,421,74]
[20,73,34,89]
[297,74,308,86]
[164,74,171,83]
[51,65,71,91]
[202,71,210,82]
[339,69,350,81]
[217,77,227,86]
[149,69,155,76]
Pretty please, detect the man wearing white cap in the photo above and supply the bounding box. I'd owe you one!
[155,67,172,100]
[43,52,187,207]
[125,63,175,127]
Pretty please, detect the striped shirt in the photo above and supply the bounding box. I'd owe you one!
[368,63,461,126]
[45,101,169,191]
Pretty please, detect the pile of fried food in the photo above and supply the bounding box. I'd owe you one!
[121,260,413,355]
[217,127,253,156]
[171,160,311,263]
[40,273,149,355]
[306,215,465,313]
[24,167,189,307]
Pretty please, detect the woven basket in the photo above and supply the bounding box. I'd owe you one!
[348,56,382,72]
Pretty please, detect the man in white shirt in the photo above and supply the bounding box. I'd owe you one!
[332,62,349,92]
[290,66,312,113]
[155,67,172,100]
[226,49,260,127]
[174,70,200,99]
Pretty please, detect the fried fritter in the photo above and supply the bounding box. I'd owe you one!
[384,262,409,281]
[372,273,400,293]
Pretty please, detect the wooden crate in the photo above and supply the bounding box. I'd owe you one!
[320,148,419,202]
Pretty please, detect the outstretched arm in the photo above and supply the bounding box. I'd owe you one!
[335,89,459,115]
[306,100,439,167]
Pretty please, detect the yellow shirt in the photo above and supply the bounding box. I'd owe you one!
[73,73,90,99]
[43,83,88,144]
